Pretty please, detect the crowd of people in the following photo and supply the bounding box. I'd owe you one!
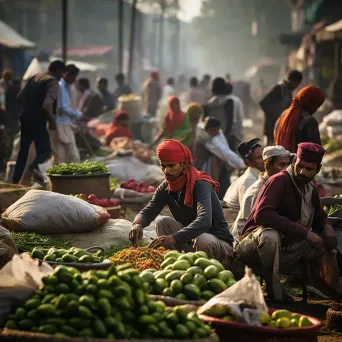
[0,59,340,302]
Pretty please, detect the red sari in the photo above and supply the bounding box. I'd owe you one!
[105,111,133,146]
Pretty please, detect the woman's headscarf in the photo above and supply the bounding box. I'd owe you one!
[105,111,133,146]
[274,85,325,152]
[156,139,219,207]
[186,103,203,125]
[164,96,185,135]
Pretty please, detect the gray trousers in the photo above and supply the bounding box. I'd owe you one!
[156,217,233,264]
[235,227,323,300]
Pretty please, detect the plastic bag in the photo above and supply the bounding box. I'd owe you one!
[198,267,268,325]
[0,253,53,317]
[1,189,110,234]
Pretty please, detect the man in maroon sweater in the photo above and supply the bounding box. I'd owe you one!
[236,142,337,301]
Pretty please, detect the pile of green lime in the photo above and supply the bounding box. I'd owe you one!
[31,247,105,264]
[2,264,212,339]
[202,305,313,329]
[141,251,236,301]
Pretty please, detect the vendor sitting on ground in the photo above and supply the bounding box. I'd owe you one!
[129,139,234,263]
[105,111,133,146]
[223,138,264,224]
[236,142,337,302]
[230,145,291,238]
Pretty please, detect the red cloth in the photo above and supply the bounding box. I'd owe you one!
[150,71,159,81]
[156,139,219,207]
[105,111,133,146]
[274,85,325,152]
[164,96,185,135]
[297,142,325,164]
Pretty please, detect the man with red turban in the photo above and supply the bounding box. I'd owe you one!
[274,85,325,153]
[129,139,234,263]
[236,142,338,302]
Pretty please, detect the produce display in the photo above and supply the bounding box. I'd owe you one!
[69,193,120,208]
[202,306,313,329]
[2,264,212,339]
[324,194,342,215]
[142,251,236,301]
[95,148,113,157]
[322,137,342,153]
[47,161,109,176]
[109,247,167,272]
[119,94,140,102]
[30,247,105,264]
[120,179,156,193]
[10,232,71,253]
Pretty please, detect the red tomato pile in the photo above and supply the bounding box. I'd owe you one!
[120,179,156,193]
[70,193,120,208]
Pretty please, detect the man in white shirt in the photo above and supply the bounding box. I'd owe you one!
[231,145,292,237]
[50,64,82,164]
[223,138,264,224]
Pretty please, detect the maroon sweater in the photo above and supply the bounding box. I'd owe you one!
[241,171,326,239]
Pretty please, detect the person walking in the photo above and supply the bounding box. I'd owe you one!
[142,72,162,117]
[13,60,66,184]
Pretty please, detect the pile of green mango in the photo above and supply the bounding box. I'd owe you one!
[203,305,313,329]
[1,264,212,339]
[140,251,236,301]
[31,247,105,264]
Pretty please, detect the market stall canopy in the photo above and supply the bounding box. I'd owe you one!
[325,19,342,33]
[52,46,114,57]
[0,20,36,48]
[316,19,342,42]
[49,57,98,72]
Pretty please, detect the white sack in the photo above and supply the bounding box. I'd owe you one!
[1,190,110,234]
[0,253,53,317]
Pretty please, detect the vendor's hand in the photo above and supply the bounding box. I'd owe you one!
[129,224,143,245]
[306,231,324,249]
[148,235,176,249]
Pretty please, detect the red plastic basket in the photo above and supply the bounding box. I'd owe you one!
[199,309,322,342]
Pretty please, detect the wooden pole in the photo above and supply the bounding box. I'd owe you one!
[159,0,166,74]
[62,0,68,63]
[128,0,138,85]
[118,0,124,74]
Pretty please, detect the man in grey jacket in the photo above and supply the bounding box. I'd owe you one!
[129,139,233,263]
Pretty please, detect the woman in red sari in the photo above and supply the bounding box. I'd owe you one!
[105,111,133,146]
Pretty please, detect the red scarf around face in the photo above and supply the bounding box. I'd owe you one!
[274,85,325,152]
[157,139,219,207]
[164,96,185,135]
[105,111,133,146]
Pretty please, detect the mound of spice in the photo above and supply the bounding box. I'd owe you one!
[109,246,167,271]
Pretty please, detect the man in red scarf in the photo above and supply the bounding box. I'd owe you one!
[236,142,338,302]
[274,85,325,153]
[129,139,234,263]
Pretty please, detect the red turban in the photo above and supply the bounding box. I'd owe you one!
[297,142,325,165]
[274,85,325,152]
[156,139,219,207]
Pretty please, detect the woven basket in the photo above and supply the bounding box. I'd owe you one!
[44,247,112,271]
[326,304,342,332]
[149,295,205,307]
[199,309,321,342]
[0,330,219,342]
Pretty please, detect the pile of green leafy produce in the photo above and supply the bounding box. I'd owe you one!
[47,161,109,176]
[95,148,112,157]
[322,137,342,153]
[11,232,71,253]
[109,177,120,192]
[2,264,212,339]
[324,194,342,216]
[31,247,105,264]
[143,251,236,301]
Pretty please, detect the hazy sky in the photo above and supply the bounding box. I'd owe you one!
[179,0,202,22]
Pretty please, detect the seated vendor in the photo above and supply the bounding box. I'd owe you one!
[223,138,265,224]
[105,111,133,146]
[231,145,291,238]
[129,139,234,263]
[235,143,337,301]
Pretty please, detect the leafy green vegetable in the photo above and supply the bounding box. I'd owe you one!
[47,161,109,176]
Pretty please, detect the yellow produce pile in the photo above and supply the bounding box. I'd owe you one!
[109,246,167,272]
[118,94,140,102]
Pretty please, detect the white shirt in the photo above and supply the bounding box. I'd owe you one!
[163,84,175,98]
[223,167,260,210]
[231,172,269,238]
